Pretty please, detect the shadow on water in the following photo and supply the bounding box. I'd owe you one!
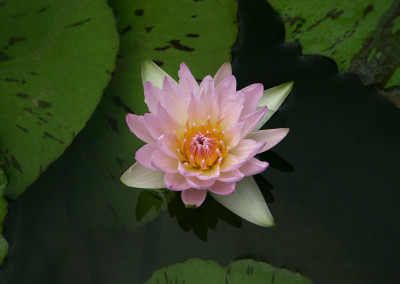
[1,0,400,283]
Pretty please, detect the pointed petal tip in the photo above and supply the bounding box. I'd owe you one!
[141,58,174,88]
[257,216,275,227]
[211,176,274,227]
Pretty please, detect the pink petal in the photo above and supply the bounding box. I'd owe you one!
[230,139,266,161]
[178,62,199,96]
[208,181,236,195]
[164,173,191,191]
[186,176,215,190]
[199,76,219,123]
[219,96,244,130]
[156,133,180,159]
[181,188,207,208]
[240,107,268,137]
[246,128,289,153]
[135,143,158,170]
[220,153,247,172]
[220,139,265,172]
[238,83,264,116]
[187,91,208,126]
[163,76,188,124]
[126,114,154,144]
[223,122,244,149]
[213,62,232,87]
[239,157,268,176]
[178,162,202,177]
[144,113,165,140]
[218,169,244,182]
[151,150,179,173]
[197,164,220,180]
[156,103,182,134]
[144,81,163,113]
[215,75,236,102]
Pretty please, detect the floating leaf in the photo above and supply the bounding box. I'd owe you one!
[47,0,238,231]
[0,167,8,266]
[268,0,400,105]
[145,258,313,284]
[0,0,119,198]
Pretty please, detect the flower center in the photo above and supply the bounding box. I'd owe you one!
[177,120,227,169]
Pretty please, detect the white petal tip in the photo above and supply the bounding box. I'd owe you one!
[120,163,165,189]
[211,176,275,227]
[141,58,174,88]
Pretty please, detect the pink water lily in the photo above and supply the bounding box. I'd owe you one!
[121,60,292,226]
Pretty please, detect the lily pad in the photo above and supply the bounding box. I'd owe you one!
[145,258,313,284]
[0,0,119,198]
[268,0,400,105]
[0,167,8,266]
[51,0,238,231]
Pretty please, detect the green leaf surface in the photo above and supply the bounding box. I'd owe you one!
[0,0,119,198]
[145,259,313,284]
[49,0,238,231]
[268,0,400,104]
[0,167,9,266]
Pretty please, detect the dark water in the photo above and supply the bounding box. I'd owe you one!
[1,0,400,283]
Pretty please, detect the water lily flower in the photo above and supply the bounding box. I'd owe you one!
[121,59,292,226]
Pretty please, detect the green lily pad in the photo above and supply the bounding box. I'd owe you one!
[145,258,313,284]
[55,0,238,231]
[0,166,9,266]
[0,0,119,198]
[268,0,400,105]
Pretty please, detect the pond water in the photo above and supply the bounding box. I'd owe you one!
[1,0,400,283]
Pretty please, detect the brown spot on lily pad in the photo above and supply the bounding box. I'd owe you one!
[24,107,38,115]
[102,112,119,133]
[307,9,344,31]
[5,78,19,82]
[66,18,91,28]
[16,124,29,133]
[115,157,124,168]
[38,100,52,108]
[37,6,49,13]
[11,156,23,173]
[16,93,29,99]
[120,25,132,35]
[145,26,154,33]
[154,45,170,51]
[8,36,26,46]
[112,96,134,114]
[135,9,144,16]
[169,40,194,51]
[43,132,64,144]
[186,33,199,37]
[363,4,374,18]
[153,60,164,67]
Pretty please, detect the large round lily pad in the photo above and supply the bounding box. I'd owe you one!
[0,0,119,198]
[268,0,400,105]
[145,258,313,284]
